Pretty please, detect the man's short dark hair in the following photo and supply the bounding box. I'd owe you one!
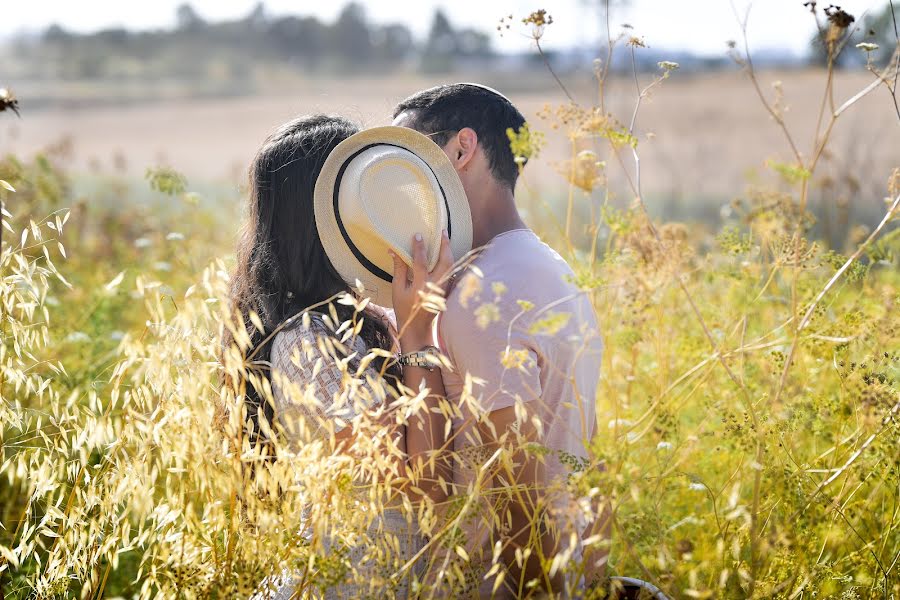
[393,83,526,190]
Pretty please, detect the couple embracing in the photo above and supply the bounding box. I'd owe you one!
[228,83,606,599]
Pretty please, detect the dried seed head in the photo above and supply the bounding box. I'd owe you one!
[825,4,855,28]
[0,87,20,117]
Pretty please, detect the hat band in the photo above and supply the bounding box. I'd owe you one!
[332,143,453,285]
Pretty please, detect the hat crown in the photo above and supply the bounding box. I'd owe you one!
[314,125,473,308]
[339,145,446,275]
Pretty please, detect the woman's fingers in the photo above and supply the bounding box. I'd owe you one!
[434,229,454,282]
[411,233,427,286]
[397,231,453,293]
[389,250,408,290]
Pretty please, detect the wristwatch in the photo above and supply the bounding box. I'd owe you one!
[398,345,441,371]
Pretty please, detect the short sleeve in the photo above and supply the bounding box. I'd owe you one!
[270,315,390,444]
[439,294,542,413]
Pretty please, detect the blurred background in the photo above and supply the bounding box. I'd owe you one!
[1,0,898,248]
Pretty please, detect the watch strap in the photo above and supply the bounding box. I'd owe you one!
[398,345,441,370]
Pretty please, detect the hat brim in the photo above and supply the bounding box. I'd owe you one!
[314,125,473,309]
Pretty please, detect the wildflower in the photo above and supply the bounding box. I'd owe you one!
[153,261,172,272]
[627,36,646,48]
[500,348,532,370]
[134,237,152,249]
[166,232,185,241]
[522,9,553,39]
[563,150,606,192]
[657,441,673,451]
[507,123,544,166]
[888,168,900,198]
[457,272,482,308]
[522,9,553,28]
[528,311,572,335]
[474,302,500,329]
[689,482,706,492]
[856,42,879,52]
[109,330,125,341]
[825,5,855,28]
[658,61,680,71]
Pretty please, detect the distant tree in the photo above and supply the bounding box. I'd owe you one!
[422,9,458,72]
[244,2,267,30]
[456,28,491,57]
[268,16,327,65]
[330,3,373,64]
[176,3,206,32]
[43,24,72,43]
[96,27,130,46]
[372,24,414,63]
[425,10,456,55]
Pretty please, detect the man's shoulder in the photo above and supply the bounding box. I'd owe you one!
[471,230,575,287]
[442,231,584,335]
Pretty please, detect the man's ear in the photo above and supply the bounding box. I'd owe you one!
[452,127,478,170]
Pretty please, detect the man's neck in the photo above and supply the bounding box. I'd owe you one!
[471,185,528,248]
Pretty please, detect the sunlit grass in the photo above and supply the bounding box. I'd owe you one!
[2,8,899,599]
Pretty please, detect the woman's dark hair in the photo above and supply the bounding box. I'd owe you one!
[223,114,399,449]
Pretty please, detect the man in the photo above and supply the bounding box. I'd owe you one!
[393,84,605,598]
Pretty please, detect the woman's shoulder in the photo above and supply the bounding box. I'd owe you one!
[271,312,329,360]
[270,310,372,362]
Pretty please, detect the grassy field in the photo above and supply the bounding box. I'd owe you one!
[1,49,899,600]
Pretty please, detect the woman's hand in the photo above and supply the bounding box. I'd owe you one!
[390,230,453,351]
[390,230,454,506]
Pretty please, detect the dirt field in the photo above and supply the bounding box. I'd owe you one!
[3,69,898,211]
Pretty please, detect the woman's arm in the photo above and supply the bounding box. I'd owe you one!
[390,231,454,505]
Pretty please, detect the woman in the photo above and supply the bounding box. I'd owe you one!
[226,114,451,598]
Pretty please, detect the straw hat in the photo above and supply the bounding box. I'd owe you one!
[314,126,473,308]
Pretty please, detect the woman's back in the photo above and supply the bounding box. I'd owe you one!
[270,312,388,445]
[260,310,426,599]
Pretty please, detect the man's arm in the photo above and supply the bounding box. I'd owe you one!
[478,403,564,595]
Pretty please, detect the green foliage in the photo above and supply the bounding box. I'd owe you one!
[604,128,639,149]
[819,249,868,281]
[716,225,753,255]
[527,311,572,336]
[506,122,545,165]
[767,160,812,185]
[146,166,188,196]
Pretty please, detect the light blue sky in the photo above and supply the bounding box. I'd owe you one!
[1,0,889,56]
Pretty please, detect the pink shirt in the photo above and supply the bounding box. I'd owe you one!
[436,229,602,597]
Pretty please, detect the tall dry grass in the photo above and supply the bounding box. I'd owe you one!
[2,5,900,599]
